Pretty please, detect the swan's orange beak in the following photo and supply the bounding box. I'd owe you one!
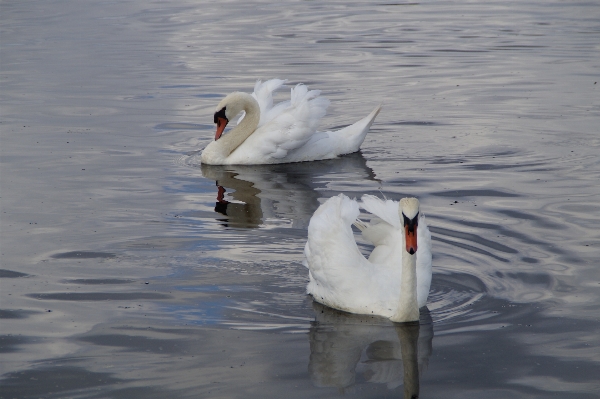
[405,225,418,255]
[215,117,228,141]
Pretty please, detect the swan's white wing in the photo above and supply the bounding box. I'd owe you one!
[237,79,288,127]
[305,194,399,317]
[360,195,401,229]
[236,84,330,161]
[305,194,362,271]
[254,79,289,126]
[261,98,291,126]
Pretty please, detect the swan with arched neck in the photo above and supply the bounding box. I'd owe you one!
[200,79,381,165]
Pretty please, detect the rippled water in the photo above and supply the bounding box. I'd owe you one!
[2,0,599,397]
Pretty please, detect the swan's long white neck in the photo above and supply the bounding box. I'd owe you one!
[390,198,421,323]
[215,93,260,158]
[390,247,420,323]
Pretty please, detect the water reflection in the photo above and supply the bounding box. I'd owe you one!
[309,302,433,396]
[199,153,379,228]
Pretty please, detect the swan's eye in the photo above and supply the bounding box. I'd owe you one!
[214,107,227,124]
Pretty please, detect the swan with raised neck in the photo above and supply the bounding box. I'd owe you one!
[391,197,420,323]
[305,194,431,324]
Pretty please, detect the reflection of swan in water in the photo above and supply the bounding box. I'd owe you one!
[199,153,379,229]
[309,302,433,396]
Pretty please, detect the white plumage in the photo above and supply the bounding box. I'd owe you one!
[304,194,432,322]
[200,79,381,165]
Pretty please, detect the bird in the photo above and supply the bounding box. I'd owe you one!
[304,194,432,323]
[200,79,381,165]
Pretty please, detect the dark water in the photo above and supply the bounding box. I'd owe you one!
[1,0,599,397]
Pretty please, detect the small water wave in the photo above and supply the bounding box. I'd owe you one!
[27,292,171,301]
[430,189,519,198]
[0,269,30,278]
[175,153,201,169]
[50,251,116,259]
[62,278,136,285]
[427,272,487,324]
[155,122,210,130]
[428,214,563,307]
[222,307,313,332]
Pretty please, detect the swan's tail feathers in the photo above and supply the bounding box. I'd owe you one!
[331,104,382,155]
[345,104,382,133]
[368,103,383,122]
[359,103,382,132]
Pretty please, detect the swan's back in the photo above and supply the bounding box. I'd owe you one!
[226,83,330,164]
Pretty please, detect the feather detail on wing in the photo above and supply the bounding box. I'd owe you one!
[304,195,381,311]
[245,84,330,160]
[304,195,364,276]
[360,194,401,229]
[237,79,289,127]
[355,218,395,248]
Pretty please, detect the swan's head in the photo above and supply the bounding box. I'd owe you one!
[213,92,255,141]
[399,198,420,255]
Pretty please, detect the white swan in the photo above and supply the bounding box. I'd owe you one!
[200,79,381,165]
[304,194,432,323]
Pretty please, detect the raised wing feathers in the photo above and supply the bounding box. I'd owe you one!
[248,84,330,160]
[360,194,401,229]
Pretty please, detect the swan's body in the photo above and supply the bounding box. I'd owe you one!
[304,194,432,323]
[200,79,381,165]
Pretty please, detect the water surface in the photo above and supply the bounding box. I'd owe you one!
[1,0,599,397]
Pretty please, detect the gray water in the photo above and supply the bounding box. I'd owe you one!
[1,0,599,397]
